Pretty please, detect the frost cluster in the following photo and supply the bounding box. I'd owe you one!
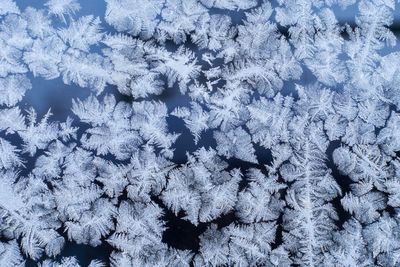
[0,0,400,266]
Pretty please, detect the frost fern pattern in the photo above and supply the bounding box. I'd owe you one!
[0,0,400,266]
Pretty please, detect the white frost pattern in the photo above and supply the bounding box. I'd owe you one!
[0,0,399,266]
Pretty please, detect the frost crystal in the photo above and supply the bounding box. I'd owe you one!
[0,0,400,266]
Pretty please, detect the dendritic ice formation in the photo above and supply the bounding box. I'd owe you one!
[0,0,400,266]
